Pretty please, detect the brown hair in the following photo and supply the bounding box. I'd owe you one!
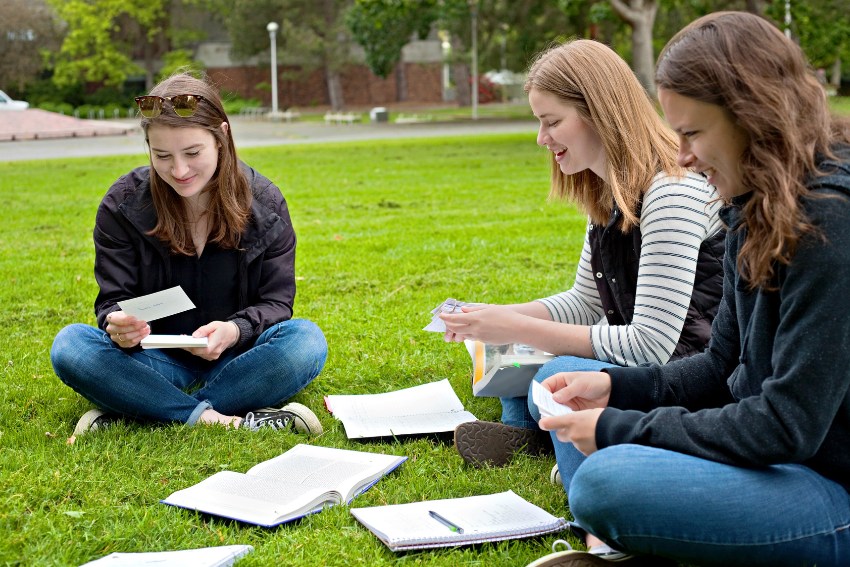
[140,72,251,255]
[656,11,850,289]
[524,40,684,231]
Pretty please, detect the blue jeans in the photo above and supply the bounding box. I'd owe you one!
[500,356,617,490]
[570,444,850,566]
[51,319,327,425]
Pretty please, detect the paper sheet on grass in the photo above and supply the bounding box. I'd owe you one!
[325,379,477,438]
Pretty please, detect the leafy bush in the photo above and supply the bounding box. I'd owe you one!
[156,53,206,83]
[222,93,263,115]
[74,104,104,119]
[102,103,128,119]
[23,78,87,108]
[477,76,503,104]
[35,101,74,115]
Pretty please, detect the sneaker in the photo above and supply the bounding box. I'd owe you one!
[526,545,661,566]
[454,420,552,467]
[241,402,323,435]
[526,533,676,566]
[550,464,561,485]
[526,549,634,566]
[73,409,118,436]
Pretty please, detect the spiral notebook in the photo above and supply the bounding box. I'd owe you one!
[350,490,567,551]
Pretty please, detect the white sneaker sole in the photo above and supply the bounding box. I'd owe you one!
[281,402,323,435]
[73,409,107,436]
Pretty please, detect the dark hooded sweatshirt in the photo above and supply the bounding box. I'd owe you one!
[92,164,296,350]
[600,146,850,490]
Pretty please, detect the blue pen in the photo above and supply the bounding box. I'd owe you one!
[429,510,464,534]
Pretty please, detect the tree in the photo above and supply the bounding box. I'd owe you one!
[0,0,63,92]
[219,0,355,110]
[47,0,172,90]
[767,0,850,90]
[346,0,437,79]
[346,0,582,107]
[346,0,438,102]
[609,0,658,97]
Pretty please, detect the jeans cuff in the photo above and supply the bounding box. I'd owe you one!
[186,400,213,425]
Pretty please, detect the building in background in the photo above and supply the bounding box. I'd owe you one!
[160,8,445,110]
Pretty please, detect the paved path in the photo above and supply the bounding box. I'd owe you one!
[0,109,134,142]
[0,112,537,162]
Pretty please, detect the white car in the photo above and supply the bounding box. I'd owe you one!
[0,90,29,110]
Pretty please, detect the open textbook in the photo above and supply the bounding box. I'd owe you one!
[79,545,253,567]
[161,444,406,527]
[325,379,477,439]
[467,340,555,398]
[351,490,568,551]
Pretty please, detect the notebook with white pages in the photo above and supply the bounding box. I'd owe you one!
[350,490,568,551]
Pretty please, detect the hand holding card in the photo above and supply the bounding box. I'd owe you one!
[531,381,574,418]
[117,286,196,322]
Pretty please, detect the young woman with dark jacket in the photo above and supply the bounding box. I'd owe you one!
[51,73,327,437]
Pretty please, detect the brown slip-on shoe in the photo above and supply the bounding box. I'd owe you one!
[454,420,552,467]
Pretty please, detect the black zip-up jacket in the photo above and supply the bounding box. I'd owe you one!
[589,202,725,360]
[92,164,296,348]
[601,147,850,490]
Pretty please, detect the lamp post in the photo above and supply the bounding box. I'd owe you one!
[266,22,280,118]
[469,0,478,120]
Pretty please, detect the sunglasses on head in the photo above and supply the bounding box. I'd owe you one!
[134,94,206,118]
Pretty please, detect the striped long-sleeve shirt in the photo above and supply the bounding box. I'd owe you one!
[537,172,724,367]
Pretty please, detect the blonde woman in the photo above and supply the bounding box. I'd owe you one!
[442,39,724,501]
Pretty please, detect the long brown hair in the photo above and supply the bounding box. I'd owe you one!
[524,40,684,231]
[656,11,850,289]
[140,72,251,255]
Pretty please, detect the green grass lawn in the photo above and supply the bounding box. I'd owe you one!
[829,95,850,117]
[0,133,596,566]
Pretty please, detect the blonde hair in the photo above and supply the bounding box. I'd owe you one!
[525,40,683,230]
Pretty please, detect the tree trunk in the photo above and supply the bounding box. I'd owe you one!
[396,62,408,102]
[745,0,766,14]
[325,67,344,110]
[831,57,842,89]
[450,34,471,107]
[142,41,155,92]
[610,0,658,98]
[631,14,655,97]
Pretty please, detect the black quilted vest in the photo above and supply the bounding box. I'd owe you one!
[588,202,725,360]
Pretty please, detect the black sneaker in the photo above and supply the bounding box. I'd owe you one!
[241,402,322,435]
[73,409,118,436]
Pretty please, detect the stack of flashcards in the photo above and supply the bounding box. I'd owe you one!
[423,298,472,332]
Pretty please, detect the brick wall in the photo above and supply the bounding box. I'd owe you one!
[207,62,443,109]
